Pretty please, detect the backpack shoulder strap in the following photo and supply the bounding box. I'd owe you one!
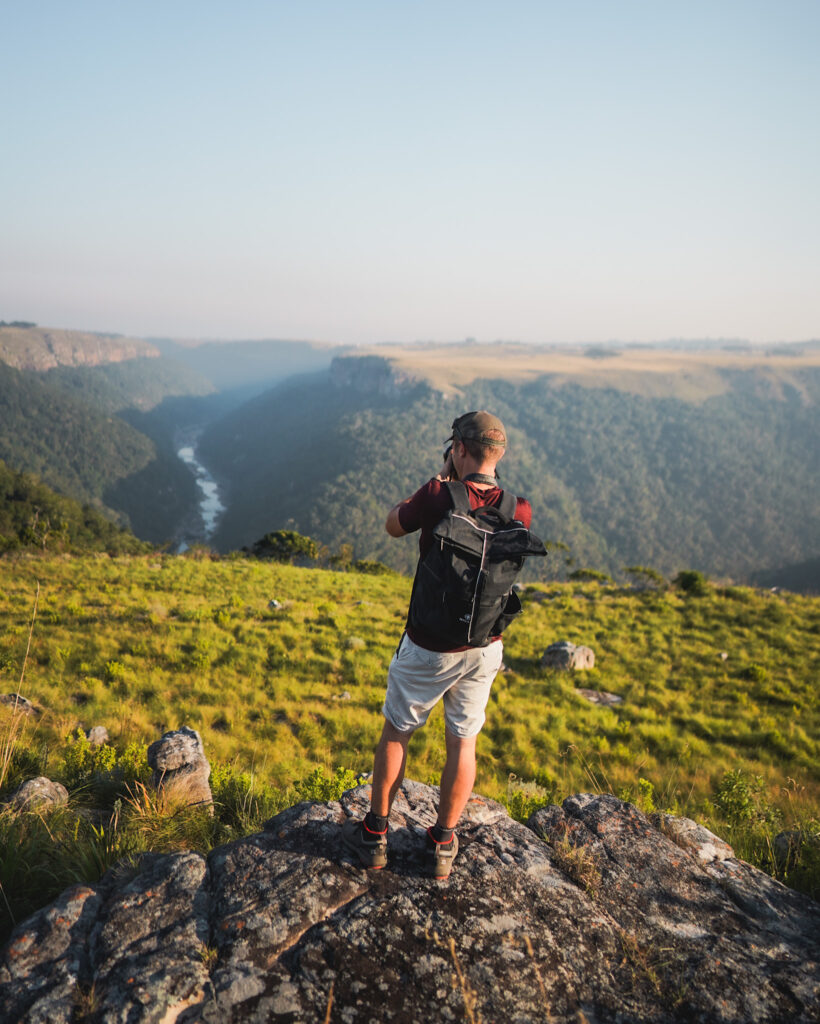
[444,480,471,513]
[498,490,518,521]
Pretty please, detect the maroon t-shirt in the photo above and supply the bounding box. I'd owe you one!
[398,478,533,651]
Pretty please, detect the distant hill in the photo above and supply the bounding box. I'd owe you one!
[151,337,337,398]
[199,347,820,583]
[0,324,158,371]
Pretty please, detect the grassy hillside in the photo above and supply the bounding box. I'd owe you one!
[200,362,820,585]
[352,339,820,400]
[1,552,817,937]
[1,552,816,811]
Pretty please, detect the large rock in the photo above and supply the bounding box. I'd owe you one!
[6,776,69,810]
[1,782,818,1023]
[541,640,595,670]
[147,726,212,808]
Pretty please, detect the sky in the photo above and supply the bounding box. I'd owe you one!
[2,1,818,346]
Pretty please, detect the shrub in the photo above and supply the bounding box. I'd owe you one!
[569,568,613,584]
[352,559,394,575]
[248,530,318,564]
[740,663,769,684]
[624,565,666,588]
[714,769,781,827]
[674,570,709,595]
[293,766,358,803]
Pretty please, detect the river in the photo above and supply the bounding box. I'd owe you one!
[175,432,226,551]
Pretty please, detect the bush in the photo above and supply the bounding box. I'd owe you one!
[624,565,666,588]
[352,559,394,575]
[569,568,613,584]
[674,570,709,595]
[293,766,358,803]
[714,769,781,828]
[248,530,318,563]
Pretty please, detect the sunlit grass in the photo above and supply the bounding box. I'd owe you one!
[0,550,818,923]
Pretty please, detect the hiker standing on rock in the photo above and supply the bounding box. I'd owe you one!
[343,411,544,878]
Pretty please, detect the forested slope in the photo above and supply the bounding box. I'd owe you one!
[0,360,203,542]
[0,461,148,554]
[199,363,820,584]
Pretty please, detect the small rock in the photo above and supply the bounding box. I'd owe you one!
[773,829,810,869]
[0,694,38,717]
[86,726,109,746]
[332,692,352,702]
[720,651,729,661]
[147,726,212,808]
[268,599,282,610]
[346,636,366,650]
[7,777,69,810]
[575,688,622,707]
[541,641,595,670]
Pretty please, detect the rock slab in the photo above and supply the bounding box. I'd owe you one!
[1,783,818,1023]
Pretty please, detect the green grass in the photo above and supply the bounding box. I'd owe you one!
[0,552,818,941]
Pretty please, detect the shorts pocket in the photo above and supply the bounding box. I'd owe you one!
[482,642,504,673]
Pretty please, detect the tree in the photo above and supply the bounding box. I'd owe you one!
[249,530,318,563]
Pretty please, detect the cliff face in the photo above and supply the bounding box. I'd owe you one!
[329,354,420,397]
[1,782,818,1023]
[0,326,159,371]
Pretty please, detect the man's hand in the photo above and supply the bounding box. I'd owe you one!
[436,449,456,482]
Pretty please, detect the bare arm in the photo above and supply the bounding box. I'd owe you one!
[386,451,454,538]
[385,502,409,537]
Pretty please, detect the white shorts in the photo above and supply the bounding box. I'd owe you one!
[382,634,504,739]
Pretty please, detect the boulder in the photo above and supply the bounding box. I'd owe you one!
[7,776,69,810]
[147,726,212,808]
[541,641,596,670]
[0,693,38,717]
[86,726,110,746]
[1,782,818,1023]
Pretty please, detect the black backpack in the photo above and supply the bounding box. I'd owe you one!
[407,481,547,647]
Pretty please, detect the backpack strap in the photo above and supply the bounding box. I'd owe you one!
[446,480,518,521]
[498,489,518,521]
[444,480,471,513]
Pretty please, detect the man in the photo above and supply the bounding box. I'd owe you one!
[343,411,532,879]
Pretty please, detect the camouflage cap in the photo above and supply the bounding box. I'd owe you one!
[446,410,507,448]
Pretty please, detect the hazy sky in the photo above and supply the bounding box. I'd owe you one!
[2,1,818,345]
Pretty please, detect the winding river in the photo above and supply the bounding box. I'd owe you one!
[175,434,226,551]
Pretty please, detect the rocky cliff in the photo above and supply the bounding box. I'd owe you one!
[1,782,818,1023]
[329,355,421,397]
[0,326,158,371]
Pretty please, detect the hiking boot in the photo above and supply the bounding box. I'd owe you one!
[342,817,388,869]
[425,827,459,880]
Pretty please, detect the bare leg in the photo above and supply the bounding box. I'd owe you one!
[370,719,413,817]
[436,730,478,829]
